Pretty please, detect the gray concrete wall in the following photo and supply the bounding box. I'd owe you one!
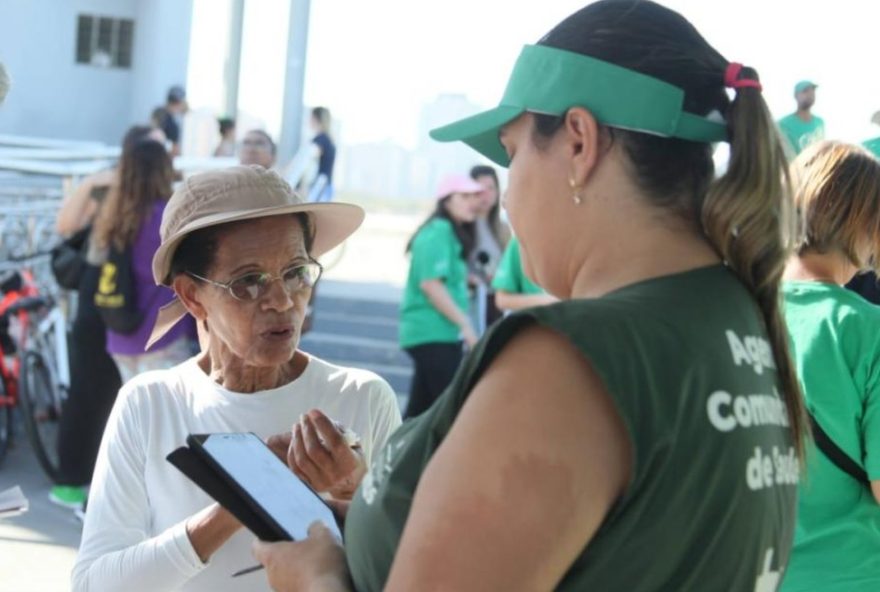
[0,0,192,145]
[130,0,193,129]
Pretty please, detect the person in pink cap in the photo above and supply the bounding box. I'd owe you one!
[399,174,482,418]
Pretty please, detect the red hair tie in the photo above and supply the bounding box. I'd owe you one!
[724,62,762,92]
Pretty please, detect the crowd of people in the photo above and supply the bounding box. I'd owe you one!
[3,0,880,590]
[45,94,339,511]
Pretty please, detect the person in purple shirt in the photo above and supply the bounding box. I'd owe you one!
[91,139,196,383]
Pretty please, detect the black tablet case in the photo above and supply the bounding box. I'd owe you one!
[166,434,292,542]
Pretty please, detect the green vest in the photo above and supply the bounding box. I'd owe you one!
[346,265,797,591]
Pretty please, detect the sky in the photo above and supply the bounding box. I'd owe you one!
[189,0,880,150]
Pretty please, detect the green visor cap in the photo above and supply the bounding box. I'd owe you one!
[430,44,728,166]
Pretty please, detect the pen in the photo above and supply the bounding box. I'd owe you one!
[232,564,264,577]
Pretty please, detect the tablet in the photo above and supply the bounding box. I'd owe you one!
[189,432,342,541]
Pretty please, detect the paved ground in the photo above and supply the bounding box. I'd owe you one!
[0,437,81,592]
[0,209,417,592]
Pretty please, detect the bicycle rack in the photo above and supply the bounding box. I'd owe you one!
[0,187,65,303]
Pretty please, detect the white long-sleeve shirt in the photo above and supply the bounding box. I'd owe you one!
[72,355,402,592]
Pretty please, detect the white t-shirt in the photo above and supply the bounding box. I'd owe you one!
[72,355,402,592]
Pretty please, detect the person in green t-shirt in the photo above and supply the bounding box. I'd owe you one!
[861,110,880,157]
[251,2,806,590]
[863,137,880,157]
[778,80,825,158]
[398,174,482,419]
[780,141,880,592]
[491,236,556,312]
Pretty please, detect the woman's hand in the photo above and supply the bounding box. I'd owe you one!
[266,410,366,499]
[252,522,351,592]
[420,279,479,348]
[55,171,106,235]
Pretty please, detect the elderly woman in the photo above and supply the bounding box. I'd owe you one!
[72,166,401,592]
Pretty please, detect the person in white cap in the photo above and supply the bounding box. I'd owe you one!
[72,166,401,592]
[399,173,482,419]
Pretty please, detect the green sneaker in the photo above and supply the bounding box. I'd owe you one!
[49,485,87,509]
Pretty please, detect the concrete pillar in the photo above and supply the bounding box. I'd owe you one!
[223,0,245,118]
[277,0,311,167]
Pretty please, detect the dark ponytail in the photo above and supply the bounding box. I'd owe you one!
[702,67,806,458]
[533,0,807,457]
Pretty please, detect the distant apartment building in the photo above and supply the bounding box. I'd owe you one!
[337,93,493,200]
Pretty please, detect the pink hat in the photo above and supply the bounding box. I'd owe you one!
[435,174,484,200]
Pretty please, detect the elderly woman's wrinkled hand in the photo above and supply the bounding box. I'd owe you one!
[252,521,350,592]
[268,409,367,500]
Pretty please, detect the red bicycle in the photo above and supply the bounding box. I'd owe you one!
[0,266,69,481]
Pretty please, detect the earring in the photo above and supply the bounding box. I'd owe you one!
[569,178,582,205]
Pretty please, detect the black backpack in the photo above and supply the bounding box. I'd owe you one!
[50,225,91,291]
[94,245,145,334]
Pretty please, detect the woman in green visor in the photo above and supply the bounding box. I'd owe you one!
[252,1,806,590]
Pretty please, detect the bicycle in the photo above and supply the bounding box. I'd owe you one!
[0,264,70,481]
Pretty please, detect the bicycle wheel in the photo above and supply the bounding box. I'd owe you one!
[18,349,62,482]
[0,374,12,466]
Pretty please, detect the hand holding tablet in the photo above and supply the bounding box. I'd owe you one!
[167,432,342,543]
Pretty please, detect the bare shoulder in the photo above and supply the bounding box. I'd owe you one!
[462,322,630,475]
[385,323,632,591]
[92,167,117,186]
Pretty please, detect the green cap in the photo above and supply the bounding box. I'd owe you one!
[430,44,728,166]
[794,80,817,95]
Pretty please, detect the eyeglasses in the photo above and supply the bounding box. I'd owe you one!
[189,261,322,302]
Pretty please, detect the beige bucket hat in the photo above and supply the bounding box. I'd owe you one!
[147,165,364,349]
